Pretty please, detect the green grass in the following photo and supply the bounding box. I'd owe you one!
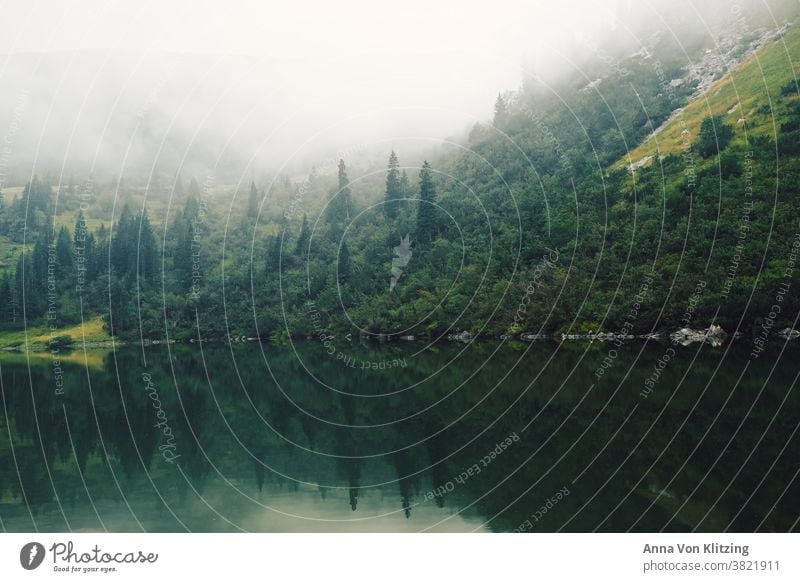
[616,24,800,169]
[0,315,110,349]
[0,234,30,273]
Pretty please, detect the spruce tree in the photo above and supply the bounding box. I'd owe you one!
[399,170,411,200]
[295,214,310,256]
[248,181,259,218]
[330,159,351,224]
[73,210,94,291]
[138,210,158,282]
[493,93,509,127]
[55,226,74,283]
[416,161,438,243]
[384,150,402,219]
[338,241,350,283]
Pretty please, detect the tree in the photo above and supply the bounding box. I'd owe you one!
[295,214,310,256]
[327,160,352,226]
[0,273,17,326]
[173,174,185,199]
[55,226,74,283]
[187,178,201,199]
[384,150,402,219]
[73,210,94,293]
[493,93,509,127]
[248,181,259,218]
[266,233,282,274]
[110,205,134,277]
[416,161,438,243]
[338,241,351,283]
[399,170,411,200]
[697,115,733,158]
[137,210,158,282]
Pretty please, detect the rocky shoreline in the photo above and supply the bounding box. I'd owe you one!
[3,325,800,352]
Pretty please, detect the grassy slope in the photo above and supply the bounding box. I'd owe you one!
[616,24,800,170]
[0,315,110,349]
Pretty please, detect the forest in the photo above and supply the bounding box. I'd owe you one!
[1,23,799,348]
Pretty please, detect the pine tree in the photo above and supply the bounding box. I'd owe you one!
[248,181,259,218]
[187,178,201,199]
[416,161,438,243]
[73,210,94,292]
[137,210,158,282]
[384,150,402,219]
[0,274,15,326]
[338,241,350,283]
[327,159,352,225]
[174,219,195,289]
[493,93,509,127]
[55,226,74,284]
[174,174,185,200]
[111,205,134,277]
[184,191,200,223]
[93,224,109,282]
[295,214,310,256]
[266,234,282,273]
[399,170,411,201]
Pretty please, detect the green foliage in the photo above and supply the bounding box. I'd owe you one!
[384,150,402,219]
[3,24,800,344]
[697,115,734,158]
[415,161,438,243]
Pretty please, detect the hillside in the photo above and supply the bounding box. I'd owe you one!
[618,22,800,171]
[1,4,799,345]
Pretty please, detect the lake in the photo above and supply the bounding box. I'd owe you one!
[1,339,798,532]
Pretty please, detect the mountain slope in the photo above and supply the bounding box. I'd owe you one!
[618,22,799,171]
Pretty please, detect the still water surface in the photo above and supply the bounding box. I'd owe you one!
[1,340,798,532]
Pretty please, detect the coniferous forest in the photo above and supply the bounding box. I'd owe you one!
[1,20,799,346]
[3,0,800,552]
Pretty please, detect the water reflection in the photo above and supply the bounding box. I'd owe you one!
[0,341,798,532]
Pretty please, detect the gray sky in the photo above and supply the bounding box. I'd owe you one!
[0,0,632,178]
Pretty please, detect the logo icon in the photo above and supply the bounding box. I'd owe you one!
[390,234,412,291]
[20,542,45,570]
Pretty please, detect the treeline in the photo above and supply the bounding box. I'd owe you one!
[2,59,800,341]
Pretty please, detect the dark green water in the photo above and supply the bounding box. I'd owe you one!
[1,340,798,532]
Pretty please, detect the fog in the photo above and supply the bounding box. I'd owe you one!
[0,0,790,185]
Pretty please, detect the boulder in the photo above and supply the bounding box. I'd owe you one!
[670,325,727,346]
